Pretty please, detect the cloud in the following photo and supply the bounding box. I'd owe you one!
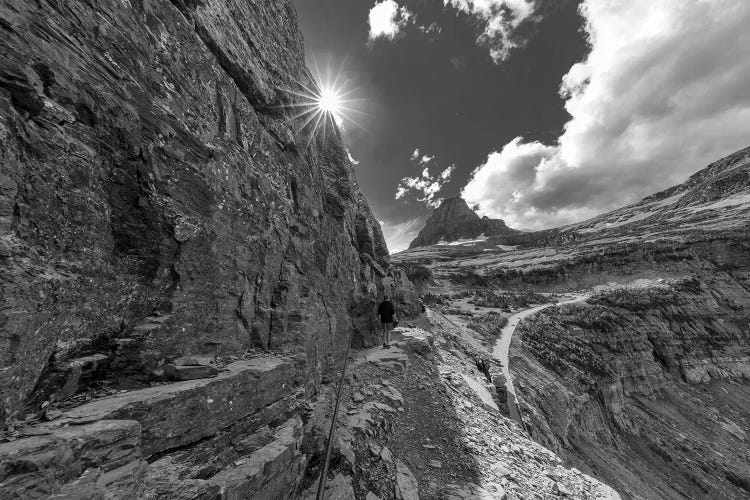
[380,217,426,253]
[419,22,442,41]
[444,0,537,62]
[462,0,750,230]
[396,152,455,208]
[346,148,360,166]
[369,0,413,41]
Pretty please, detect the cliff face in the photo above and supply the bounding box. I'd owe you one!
[512,275,750,499]
[0,0,392,422]
[408,197,519,248]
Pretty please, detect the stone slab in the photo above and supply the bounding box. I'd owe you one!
[208,417,303,500]
[395,459,419,500]
[164,363,219,381]
[174,355,216,367]
[50,357,296,456]
[0,420,142,499]
[364,345,409,371]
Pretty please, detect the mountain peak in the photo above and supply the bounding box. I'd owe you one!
[408,197,517,248]
[430,197,480,223]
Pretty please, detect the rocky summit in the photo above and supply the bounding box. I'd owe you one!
[408,197,519,249]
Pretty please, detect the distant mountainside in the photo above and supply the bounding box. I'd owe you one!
[554,145,750,240]
[397,145,750,267]
[408,197,520,248]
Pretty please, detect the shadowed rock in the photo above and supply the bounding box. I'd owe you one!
[409,197,519,248]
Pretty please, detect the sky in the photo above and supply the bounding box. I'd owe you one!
[294,0,750,252]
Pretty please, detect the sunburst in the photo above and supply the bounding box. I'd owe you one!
[280,58,365,149]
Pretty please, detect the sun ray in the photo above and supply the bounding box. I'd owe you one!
[277,57,367,149]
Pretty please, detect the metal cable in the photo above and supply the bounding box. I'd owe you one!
[315,327,355,500]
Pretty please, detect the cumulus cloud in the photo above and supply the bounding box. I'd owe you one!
[396,151,456,208]
[369,0,413,41]
[444,0,537,61]
[380,217,426,253]
[462,0,750,230]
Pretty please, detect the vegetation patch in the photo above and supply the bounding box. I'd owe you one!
[401,263,433,285]
[467,312,509,346]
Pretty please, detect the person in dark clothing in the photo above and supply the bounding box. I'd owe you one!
[377,296,396,348]
[476,357,493,384]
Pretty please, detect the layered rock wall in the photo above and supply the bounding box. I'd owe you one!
[512,275,750,499]
[0,0,396,423]
[487,234,750,292]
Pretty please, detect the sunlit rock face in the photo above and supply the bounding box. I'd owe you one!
[0,0,400,422]
[408,197,519,248]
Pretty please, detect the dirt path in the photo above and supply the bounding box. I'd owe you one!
[491,295,588,422]
[302,308,621,500]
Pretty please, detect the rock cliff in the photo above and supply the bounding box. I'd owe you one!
[512,276,750,499]
[0,0,395,426]
[408,197,519,248]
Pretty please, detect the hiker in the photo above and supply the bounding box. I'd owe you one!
[377,295,396,348]
[476,357,492,383]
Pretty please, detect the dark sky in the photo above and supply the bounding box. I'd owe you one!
[294,0,588,248]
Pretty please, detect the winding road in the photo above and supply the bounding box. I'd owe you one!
[491,294,588,424]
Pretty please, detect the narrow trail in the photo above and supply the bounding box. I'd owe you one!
[491,294,588,423]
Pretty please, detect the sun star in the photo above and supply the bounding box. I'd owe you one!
[278,57,368,150]
[317,87,342,116]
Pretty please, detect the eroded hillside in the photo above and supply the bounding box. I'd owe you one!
[513,276,750,499]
